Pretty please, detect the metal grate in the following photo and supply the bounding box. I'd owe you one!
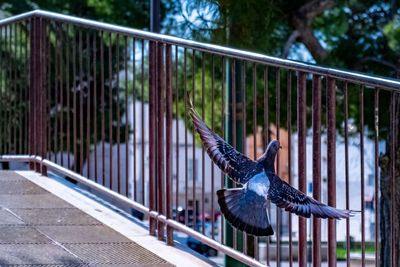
[0,209,25,225]
[0,265,89,267]
[64,242,174,266]
[0,173,175,267]
[37,225,130,244]
[0,180,49,195]
[0,226,50,244]
[0,243,85,265]
[0,194,75,209]
[13,208,102,226]
[0,171,28,181]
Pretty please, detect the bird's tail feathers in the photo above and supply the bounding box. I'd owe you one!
[217,188,273,236]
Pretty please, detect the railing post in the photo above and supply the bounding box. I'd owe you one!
[29,16,47,175]
[327,77,336,267]
[156,42,165,241]
[297,71,307,267]
[165,44,174,245]
[148,40,157,236]
[312,75,322,267]
[39,17,48,176]
[29,16,37,170]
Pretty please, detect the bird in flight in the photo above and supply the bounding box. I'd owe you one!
[189,101,355,236]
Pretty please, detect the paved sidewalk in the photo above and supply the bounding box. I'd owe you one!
[0,171,174,266]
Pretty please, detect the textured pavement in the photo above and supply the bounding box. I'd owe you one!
[0,171,174,267]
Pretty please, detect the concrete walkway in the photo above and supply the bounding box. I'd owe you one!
[0,171,212,267]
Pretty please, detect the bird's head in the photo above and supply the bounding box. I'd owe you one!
[265,139,281,154]
[259,139,281,173]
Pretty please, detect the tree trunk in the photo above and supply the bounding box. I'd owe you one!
[284,0,334,61]
[379,93,400,267]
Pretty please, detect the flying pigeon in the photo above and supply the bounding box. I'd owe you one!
[189,102,355,236]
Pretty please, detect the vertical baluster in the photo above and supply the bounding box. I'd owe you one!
[297,71,307,267]
[312,75,321,267]
[166,44,173,245]
[327,77,336,267]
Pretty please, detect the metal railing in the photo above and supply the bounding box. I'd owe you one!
[0,10,399,267]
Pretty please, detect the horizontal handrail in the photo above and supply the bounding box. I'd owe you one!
[0,9,399,91]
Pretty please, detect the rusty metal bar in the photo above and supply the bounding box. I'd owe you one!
[276,67,281,266]
[131,37,136,199]
[211,54,215,240]
[86,31,91,179]
[46,21,51,161]
[51,23,57,162]
[252,63,259,260]
[59,23,64,167]
[100,31,105,186]
[191,49,197,232]
[141,39,145,205]
[25,20,29,155]
[287,70,293,267]
[148,40,157,236]
[108,32,113,188]
[8,23,12,156]
[201,52,205,235]
[220,56,225,244]
[72,26,77,173]
[263,65,270,264]
[93,30,98,182]
[1,25,5,154]
[359,86,365,266]
[327,77,336,267]
[312,75,321,267]
[184,47,189,228]
[231,59,237,250]
[156,42,165,240]
[40,18,47,174]
[29,17,37,168]
[123,36,128,195]
[79,30,84,175]
[390,91,396,267]
[116,35,121,192]
[165,44,173,245]
[374,89,380,266]
[242,61,247,255]
[66,24,71,169]
[0,26,3,154]
[297,71,307,267]
[175,46,179,215]
[11,23,16,154]
[344,82,350,266]
[15,22,20,154]
[54,23,60,165]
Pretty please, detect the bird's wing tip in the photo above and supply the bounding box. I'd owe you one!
[348,210,361,217]
[186,92,200,120]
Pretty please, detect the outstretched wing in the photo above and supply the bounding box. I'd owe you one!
[189,102,262,185]
[268,174,355,219]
